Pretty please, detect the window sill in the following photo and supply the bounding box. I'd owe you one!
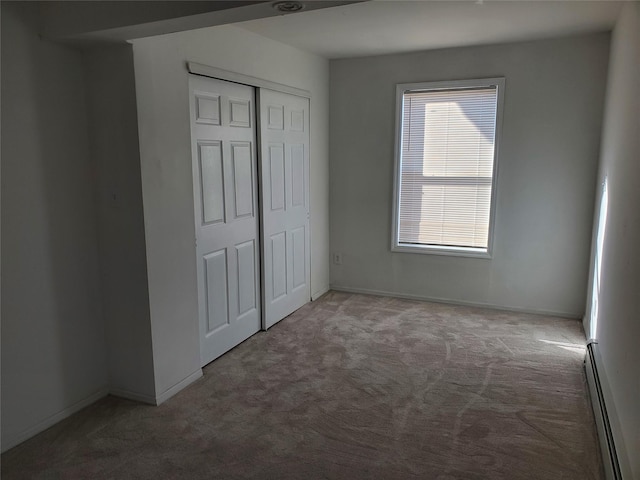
[392,243,492,259]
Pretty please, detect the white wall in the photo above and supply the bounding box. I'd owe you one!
[83,45,156,403]
[583,3,640,477]
[329,33,610,317]
[1,2,108,451]
[131,24,330,400]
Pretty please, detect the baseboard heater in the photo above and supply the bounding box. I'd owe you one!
[585,341,623,480]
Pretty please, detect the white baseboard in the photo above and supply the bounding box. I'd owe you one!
[329,285,581,319]
[585,342,631,480]
[109,387,157,406]
[311,285,330,301]
[1,387,109,453]
[154,369,203,405]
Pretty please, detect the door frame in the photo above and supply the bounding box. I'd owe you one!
[187,62,312,335]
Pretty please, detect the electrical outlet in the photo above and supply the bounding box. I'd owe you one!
[333,253,343,265]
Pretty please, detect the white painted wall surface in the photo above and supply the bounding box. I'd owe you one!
[583,3,640,477]
[83,45,156,403]
[132,25,330,399]
[1,2,108,451]
[329,34,610,317]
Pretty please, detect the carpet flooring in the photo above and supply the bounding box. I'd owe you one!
[2,291,602,479]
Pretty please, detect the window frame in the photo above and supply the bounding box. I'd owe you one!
[391,77,505,259]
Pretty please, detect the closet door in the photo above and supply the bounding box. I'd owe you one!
[258,89,311,329]
[189,75,261,366]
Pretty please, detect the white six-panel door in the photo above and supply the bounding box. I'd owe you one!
[189,76,261,366]
[258,89,311,329]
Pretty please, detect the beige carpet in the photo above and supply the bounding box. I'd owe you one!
[2,291,602,479]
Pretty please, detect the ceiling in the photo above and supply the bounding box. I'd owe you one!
[238,0,623,59]
[40,1,358,43]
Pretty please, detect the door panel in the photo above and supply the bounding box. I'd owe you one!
[199,142,225,224]
[271,232,287,300]
[291,144,305,207]
[195,94,221,125]
[236,239,257,316]
[269,144,285,211]
[229,98,251,127]
[231,142,254,218]
[190,75,261,367]
[259,89,311,329]
[291,226,306,290]
[267,105,284,130]
[204,249,228,332]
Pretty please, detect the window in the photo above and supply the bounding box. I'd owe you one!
[392,78,504,257]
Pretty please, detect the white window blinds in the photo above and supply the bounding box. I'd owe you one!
[397,85,499,251]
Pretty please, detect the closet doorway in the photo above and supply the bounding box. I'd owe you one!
[189,74,310,367]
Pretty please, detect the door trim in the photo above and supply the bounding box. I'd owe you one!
[187,62,311,99]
